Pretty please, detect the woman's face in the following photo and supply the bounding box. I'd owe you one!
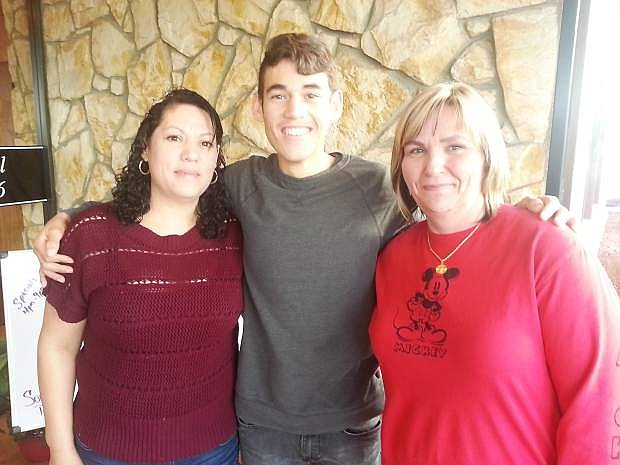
[142,103,219,208]
[401,105,486,231]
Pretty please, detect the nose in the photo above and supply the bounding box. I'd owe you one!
[424,147,446,175]
[284,94,306,119]
[181,139,200,162]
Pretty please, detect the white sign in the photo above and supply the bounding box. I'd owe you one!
[1,249,46,433]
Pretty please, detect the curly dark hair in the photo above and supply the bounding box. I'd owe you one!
[111,88,231,239]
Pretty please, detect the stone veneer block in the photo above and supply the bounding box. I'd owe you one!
[309,0,373,34]
[465,16,491,36]
[44,44,60,98]
[84,92,128,157]
[224,138,262,162]
[217,36,257,116]
[118,113,141,140]
[111,139,131,172]
[266,0,314,42]
[122,7,133,32]
[14,38,33,91]
[127,40,172,115]
[131,0,158,50]
[217,0,276,37]
[171,50,190,71]
[59,34,94,99]
[92,73,109,90]
[217,23,241,46]
[362,0,468,85]
[106,0,128,26]
[507,143,546,190]
[333,47,413,155]
[193,0,219,25]
[110,77,126,95]
[92,20,135,77]
[233,95,273,153]
[85,162,115,201]
[42,3,75,41]
[54,131,96,209]
[158,0,217,57]
[10,87,33,136]
[70,0,109,28]
[172,71,183,86]
[48,98,71,146]
[13,6,28,36]
[60,101,87,144]
[456,0,546,18]
[494,6,559,143]
[183,41,233,103]
[451,39,496,86]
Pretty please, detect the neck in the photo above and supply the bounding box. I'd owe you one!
[277,151,335,178]
[426,210,485,234]
[140,200,197,236]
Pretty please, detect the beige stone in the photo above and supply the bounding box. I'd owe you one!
[122,7,133,32]
[112,139,132,172]
[217,0,276,37]
[59,101,88,144]
[362,0,468,85]
[456,0,545,18]
[232,96,273,153]
[21,202,44,227]
[6,45,18,88]
[223,137,263,162]
[70,0,109,28]
[48,98,71,147]
[465,16,490,36]
[13,6,28,36]
[127,40,172,115]
[193,0,218,24]
[43,3,74,41]
[217,36,257,116]
[25,225,44,248]
[171,50,190,71]
[2,2,14,36]
[494,6,559,143]
[131,0,158,50]
[310,0,373,34]
[217,22,242,46]
[266,0,314,42]
[183,41,233,103]
[118,113,142,140]
[507,181,545,204]
[106,0,128,26]
[58,34,94,99]
[507,143,546,190]
[44,44,60,99]
[84,92,128,159]
[316,28,339,54]
[338,32,359,49]
[172,71,183,87]
[249,36,263,68]
[93,73,109,90]
[451,39,495,86]
[54,131,96,209]
[14,38,33,91]
[479,88,500,118]
[92,20,135,77]
[10,88,33,136]
[158,0,217,57]
[501,123,518,145]
[332,47,413,155]
[84,162,115,201]
[362,145,391,166]
[110,77,126,95]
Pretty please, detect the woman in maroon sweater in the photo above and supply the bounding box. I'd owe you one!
[38,89,243,465]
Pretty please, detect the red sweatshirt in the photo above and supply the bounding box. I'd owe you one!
[45,204,243,462]
[370,205,620,465]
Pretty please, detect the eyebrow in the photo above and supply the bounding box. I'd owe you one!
[405,134,465,146]
[265,83,324,93]
[165,126,215,138]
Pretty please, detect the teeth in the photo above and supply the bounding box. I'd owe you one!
[283,127,309,136]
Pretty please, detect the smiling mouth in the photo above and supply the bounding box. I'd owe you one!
[175,170,200,177]
[282,127,311,136]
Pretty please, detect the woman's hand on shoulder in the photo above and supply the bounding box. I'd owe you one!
[515,195,579,232]
[33,212,74,286]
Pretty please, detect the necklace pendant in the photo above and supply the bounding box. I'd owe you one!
[435,262,447,274]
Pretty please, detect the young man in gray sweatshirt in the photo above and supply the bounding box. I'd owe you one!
[36,33,572,465]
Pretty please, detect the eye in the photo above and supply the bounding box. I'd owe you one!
[270,94,286,101]
[306,93,320,100]
[201,140,214,149]
[448,144,464,151]
[166,134,181,142]
[405,146,425,156]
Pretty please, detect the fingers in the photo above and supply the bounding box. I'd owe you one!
[41,258,74,284]
[537,195,561,221]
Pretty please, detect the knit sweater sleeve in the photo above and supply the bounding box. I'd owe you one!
[44,206,110,322]
[534,225,620,464]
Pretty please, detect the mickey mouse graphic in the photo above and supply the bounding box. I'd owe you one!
[393,267,459,345]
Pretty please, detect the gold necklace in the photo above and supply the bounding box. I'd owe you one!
[426,223,481,274]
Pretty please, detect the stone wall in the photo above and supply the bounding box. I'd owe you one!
[3,0,562,243]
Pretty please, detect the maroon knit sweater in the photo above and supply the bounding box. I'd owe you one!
[45,203,243,462]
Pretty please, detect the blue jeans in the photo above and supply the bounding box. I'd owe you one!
[237,416,381,465]
[74,433,239,465]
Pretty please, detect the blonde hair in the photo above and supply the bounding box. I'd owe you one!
[391,82,510,223]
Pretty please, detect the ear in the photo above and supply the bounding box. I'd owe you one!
[141,148,149,162]
[252,91,264,122]
[330,89,343,123]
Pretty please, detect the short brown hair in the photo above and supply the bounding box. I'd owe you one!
[391,82,510,223]
[258,33,339,98]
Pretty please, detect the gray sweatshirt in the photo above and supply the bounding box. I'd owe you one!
[223,153,403,433]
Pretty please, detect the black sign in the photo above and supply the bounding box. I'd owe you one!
[0,146,51,207]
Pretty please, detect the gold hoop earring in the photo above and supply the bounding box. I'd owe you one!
[210,170,218,185]
[138,159,149,175]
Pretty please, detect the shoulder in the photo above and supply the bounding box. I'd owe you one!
[378,222,420,265]
[64,203,119,241]
[341,155,392,198]
[223,155,270,179]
